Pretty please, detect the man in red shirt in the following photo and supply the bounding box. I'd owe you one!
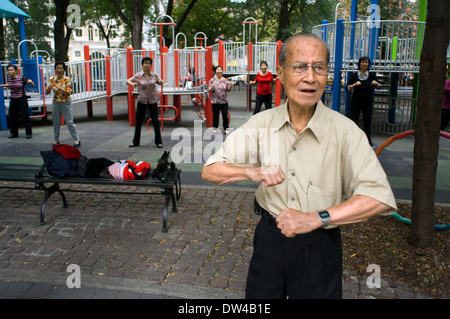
[250,61,278,115]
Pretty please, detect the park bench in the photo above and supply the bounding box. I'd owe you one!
[0,163,181,233]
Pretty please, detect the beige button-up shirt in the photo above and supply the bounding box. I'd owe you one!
[205,101,397,218]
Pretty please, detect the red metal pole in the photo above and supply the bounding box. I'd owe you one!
[275,40,283,107]
[105,55,113,121]
[84,45,93,117]
[247,42,253,111]
[218,40,224,70]
[126,46,136,126]
[204,46,213,127]
[159,25,164,131]
[174,49,181,122]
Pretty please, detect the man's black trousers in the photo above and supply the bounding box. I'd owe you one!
[245,211,342,299]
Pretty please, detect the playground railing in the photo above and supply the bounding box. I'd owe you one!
[212,41,279,75]
[313,20,426,74]
[253,42,279,74]
[175,47,208,93]
[109,50,128,97]
[130,48,208,96]
[66,57,108,103]
[221,42,247,75]
[323,88,416,135]
[372,93,416,134]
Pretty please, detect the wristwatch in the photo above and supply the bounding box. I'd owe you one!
[318,210,331,228]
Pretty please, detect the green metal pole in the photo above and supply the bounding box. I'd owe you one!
[412,0,427,123]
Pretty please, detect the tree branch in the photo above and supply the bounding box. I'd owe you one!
[175,0,198,34]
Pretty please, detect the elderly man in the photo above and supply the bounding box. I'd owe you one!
[202,33,396,299]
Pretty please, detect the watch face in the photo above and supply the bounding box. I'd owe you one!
[319,210,330,219]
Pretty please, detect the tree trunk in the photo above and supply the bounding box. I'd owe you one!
[53,0,71,62]
[276,0,290,41]
[131,0,144,49]
[411,0,450,248]
[112,0,143,49]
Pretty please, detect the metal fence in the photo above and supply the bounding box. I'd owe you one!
[313,20,426,73]
[130,47,208,95]
[323,89,415,134]
[211,42,279,75]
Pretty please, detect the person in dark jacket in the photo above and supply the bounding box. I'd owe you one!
[347,57,381,147]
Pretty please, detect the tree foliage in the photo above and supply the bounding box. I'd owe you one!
[171,0,246,47]
[2,0,53,61]
[245,0,339,42]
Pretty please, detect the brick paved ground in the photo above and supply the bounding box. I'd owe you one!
[0,184,438,299]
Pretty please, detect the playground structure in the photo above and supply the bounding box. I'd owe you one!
[1,0,449,134]
[313,0,450,134]
[0,14,282,132]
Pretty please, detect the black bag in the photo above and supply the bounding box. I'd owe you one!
[152,151,171,181]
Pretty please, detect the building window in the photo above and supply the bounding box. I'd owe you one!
[75,29,82,37]
[88,26,94,41]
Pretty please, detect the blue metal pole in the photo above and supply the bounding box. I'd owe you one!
[350,0,358,60]
[368,0,380,63]
[332,19,344,112]
[0,65,7,131]
[346,0,359,116]
[321,20,329,104]
[321,19,329,43]
[18,16,27,61]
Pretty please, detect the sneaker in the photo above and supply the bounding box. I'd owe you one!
[26,135,32,139]
[7,134,18,139]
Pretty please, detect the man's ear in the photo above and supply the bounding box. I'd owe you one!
[276,65,284,84]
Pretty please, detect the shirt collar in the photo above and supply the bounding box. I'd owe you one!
[137,71,153,77]
[273,99,327,144]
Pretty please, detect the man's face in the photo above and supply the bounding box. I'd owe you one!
[277,37,328,110]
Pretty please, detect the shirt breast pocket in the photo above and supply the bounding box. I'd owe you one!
[305,185,338,212]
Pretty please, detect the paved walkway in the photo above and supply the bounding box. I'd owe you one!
[0,91,448,300]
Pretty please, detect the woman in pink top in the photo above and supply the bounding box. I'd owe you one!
[0,64,34,139]
[127,57,164,148]
[208,66,233,133]
[441,70,450,131]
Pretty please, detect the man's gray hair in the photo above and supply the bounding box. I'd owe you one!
[278,33,330,65]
